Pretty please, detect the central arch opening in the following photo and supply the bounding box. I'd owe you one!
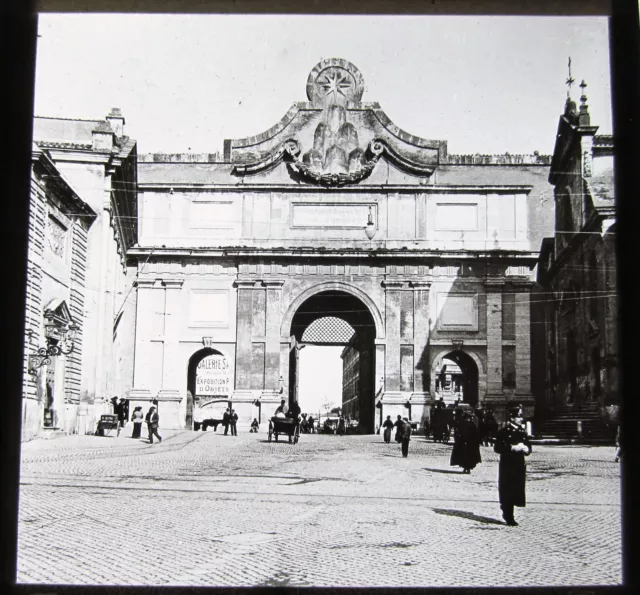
[434,350,479,407]
[289,290,376,433]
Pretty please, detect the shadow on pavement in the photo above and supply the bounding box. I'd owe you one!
[422,467,464,474]
[432,508,504,525]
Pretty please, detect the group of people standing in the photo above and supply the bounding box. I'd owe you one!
[111,397,162,444]
[381,402,532,526]
[222,408,239,436]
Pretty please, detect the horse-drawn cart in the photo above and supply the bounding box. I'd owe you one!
[268,416,300,444]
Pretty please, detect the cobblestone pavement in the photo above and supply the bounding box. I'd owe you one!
[16,428,622,587]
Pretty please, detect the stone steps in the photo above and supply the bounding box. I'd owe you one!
[533,408,616,444]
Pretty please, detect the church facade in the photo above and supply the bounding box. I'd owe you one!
[532,85,618,432]
[130,59,554,432]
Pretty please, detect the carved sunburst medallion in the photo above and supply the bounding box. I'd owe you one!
[306,59,365,106]
[318,68,353,100]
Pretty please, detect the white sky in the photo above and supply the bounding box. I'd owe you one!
[34,14,612,155]
[298,346,344,416]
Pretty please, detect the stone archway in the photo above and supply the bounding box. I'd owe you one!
[187,348,233,430]
[284,287,379,433]
[280,281,385,340]
[430,348,482,407]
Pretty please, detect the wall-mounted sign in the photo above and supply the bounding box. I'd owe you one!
[195,353,232,396]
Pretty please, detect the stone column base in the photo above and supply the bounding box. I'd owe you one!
[156,390,183,430]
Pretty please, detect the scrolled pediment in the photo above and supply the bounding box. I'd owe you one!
[227,59,444,184]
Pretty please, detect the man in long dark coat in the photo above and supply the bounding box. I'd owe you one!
[450,412,482,473]
[494,404,532,526]
[223,408,231,435]
[393,415,403,443]
[400,417,412,458]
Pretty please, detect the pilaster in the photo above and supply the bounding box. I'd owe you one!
[514,282,534,401]
[411,278,432,393]
[382,279,404,392]
[234,279,259,390]
[132,279,161,391]
[161,280,184,391]
[485,278,504,399]
[264,280,285,390]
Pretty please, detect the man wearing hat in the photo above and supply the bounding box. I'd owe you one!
[493,403,531,526]
[145,406,162,444]
[400,417,412,458]
[230,409,238,436]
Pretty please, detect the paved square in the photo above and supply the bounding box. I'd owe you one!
[17,429,621,587]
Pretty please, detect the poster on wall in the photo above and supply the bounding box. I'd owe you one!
[195,353,232,396]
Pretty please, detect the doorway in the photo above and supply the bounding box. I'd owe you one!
[187,348,232,429]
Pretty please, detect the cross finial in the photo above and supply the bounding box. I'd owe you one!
[565,57,575,98]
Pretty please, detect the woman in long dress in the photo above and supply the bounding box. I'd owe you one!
[131,406,144,438]
[450,412,482,473]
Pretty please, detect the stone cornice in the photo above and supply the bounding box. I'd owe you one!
[233,279,260,289]
[484,277,506,289]
[137,182,534,194]
[381,280,404,289]
[128,246,541,262]
[410,280,433,289]
[40,148,114,165]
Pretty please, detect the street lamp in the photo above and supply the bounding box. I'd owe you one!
[27,321,79,375]
[365,206,376,240]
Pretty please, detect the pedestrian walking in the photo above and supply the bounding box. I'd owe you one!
[614,424,622,462]
[382,415,394,443]
[477,408,488,445]
[307,415,315,433]
[130,406,144,438]
[494,404,531,526]
[338,415,346,435]
[230,409,238,436]
[484,408,498,446]
[223,408,231,435]
[394,415,403,443]
[450,411,482,473]
[145,406,162,444]
[116,397,128,436]
[400,417,412,457]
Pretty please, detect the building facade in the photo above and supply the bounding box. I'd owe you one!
[130,59,554,432]
[532,85,618,429]
[22,146,97,440]
[23,110,138,439]
[341,343,360,421]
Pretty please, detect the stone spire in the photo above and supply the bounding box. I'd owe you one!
[578,80,591,126]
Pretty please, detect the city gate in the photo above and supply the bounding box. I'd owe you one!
[130,58,546,430]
